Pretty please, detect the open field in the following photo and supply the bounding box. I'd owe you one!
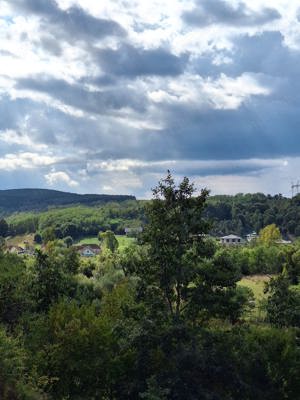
[76,235,135,250]
[6,234,35,247]
[238,274,272,302]
[76,237,99,245]
[238,275,273,319]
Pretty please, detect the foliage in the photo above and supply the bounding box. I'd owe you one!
[259,224,281,245]
[138,172,210,320]
[42,227,56,243]
[34,232,42,244]
[30,250,75,312]
[136,172,250,324]
[206,192,300,237]
[64,235,73,248]
[99,230,119,253]
[0,254,30,327]
[0,326,43,399]
[8,200,145,238]
[265,274,300,327]
[0,175,299,399]
[7,191,300,241]
[0,218,8,237]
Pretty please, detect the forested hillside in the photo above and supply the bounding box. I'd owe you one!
[5,192,300,239]
[7,200,146,238]
[205,193,300,237]
[0,189,135,213]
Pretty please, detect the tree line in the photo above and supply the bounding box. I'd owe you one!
[5,191,300,241]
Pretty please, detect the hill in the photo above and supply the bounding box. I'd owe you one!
[0,188,135,214]
[5,191,300,239]
[205,192,300,237]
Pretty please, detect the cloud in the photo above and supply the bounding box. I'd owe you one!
[95,44,188,77]
[182,0,281,28]
[38,36,63,57]
[45,170,78,187]
[7,0,126,44]
[0,152,59,171]
[17,76,147,114]
[192,31,300,79]
[149,73,270,110]
[0,0,299,197]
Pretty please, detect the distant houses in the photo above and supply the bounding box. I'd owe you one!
[219,232,293,246]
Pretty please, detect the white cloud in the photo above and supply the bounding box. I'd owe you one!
[45,171,79,187]
[0,152,59,171]
[202,73,271,109]
[0,129,47,150]
[149,72,270,110]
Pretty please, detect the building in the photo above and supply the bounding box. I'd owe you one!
[220,234,243,245]
[7,245,25,254]
[246,232,258,242]
[124,227,143,236]
[74,244,101,257]
[275,239,292,245]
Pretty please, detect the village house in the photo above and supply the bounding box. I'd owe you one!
[74,244,101,257]
[246,232,258,242]
[124,227,143,236]
[220,234,243,245]
[7,245,25,255]
[275,239,292,245]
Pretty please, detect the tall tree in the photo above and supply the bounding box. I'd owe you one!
[136,172,249,323]
[265,274,300,327]
[0,219,8,237]
[141,172,210,320]
[259,224,281,246]
[99,230,119,253]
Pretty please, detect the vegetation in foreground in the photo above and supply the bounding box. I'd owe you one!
[0,173,299,399]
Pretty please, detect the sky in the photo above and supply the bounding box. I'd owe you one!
[0,0,300,198]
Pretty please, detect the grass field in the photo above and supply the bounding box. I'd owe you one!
[238,275,272,319]
[6,234,35,247]
[238,275,272,302]
[77,235,135,250]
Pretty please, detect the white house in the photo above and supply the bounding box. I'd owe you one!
[124,227,143,236]
[75,244,101,257]
[275,239,292,245]
[246,232,258,242]
[220,234,243,245]
[7,245,25,254]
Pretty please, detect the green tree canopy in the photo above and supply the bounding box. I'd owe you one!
[98,230,119,253]
[259,223,281,246]
[0,218,8,237]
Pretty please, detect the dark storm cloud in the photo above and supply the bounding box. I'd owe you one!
[96,44,188,77]
[155,94,300,162]
[182,0,280,27]
[17,76,147,114]
[8,0,126,43]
